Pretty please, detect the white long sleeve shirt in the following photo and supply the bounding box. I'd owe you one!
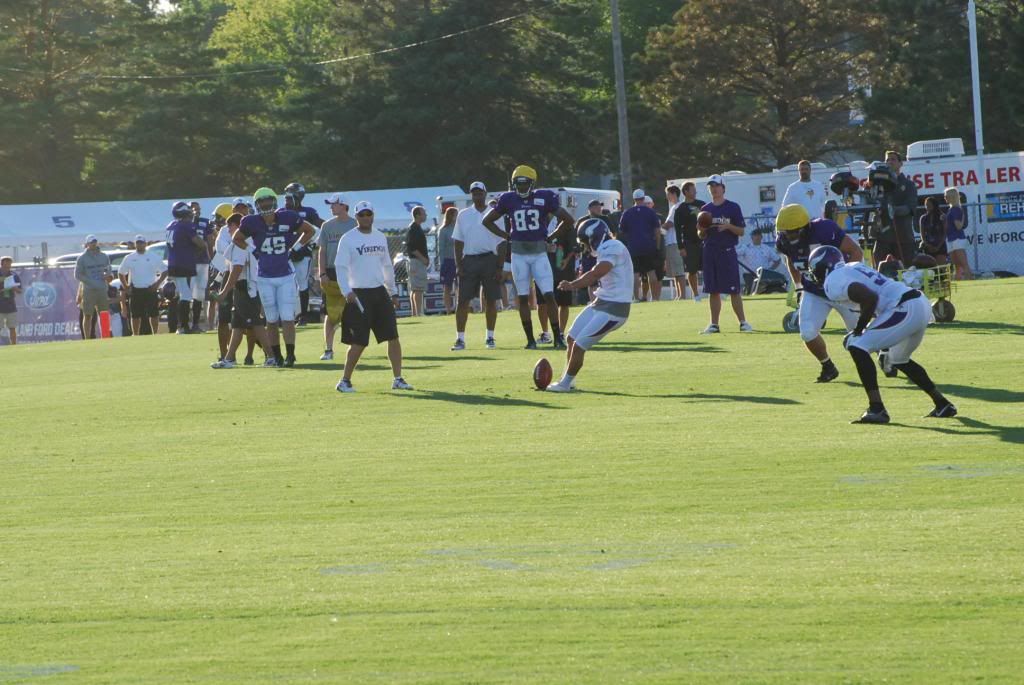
[333,227,396,296]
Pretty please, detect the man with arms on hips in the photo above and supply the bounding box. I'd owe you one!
[211,219,274,368]
[618,189,661,302]
[808,246,957,424]
[234,187,316,367]
[781,160,828,219]
[75,235,113,340]
[165,202,208,335]
[661,185,687,299]
[118,235,165,336]
[0,256,22,345]
[451,181,505,351]
[317,193,356,360]
[775,203,863,382]
[405,206,431,317]
[674,182,705,301]
[188,201,215,332]
[333,201,413,393]
[283,182,323,324]
[483,164,575,350]
[699,175,753,333]
[546,218,634,392]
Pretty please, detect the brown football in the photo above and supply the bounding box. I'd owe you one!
[533,358,553,390]
[912,254,938,269]
[697,211,714,229]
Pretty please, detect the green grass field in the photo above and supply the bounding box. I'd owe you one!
[2,279,1023,683]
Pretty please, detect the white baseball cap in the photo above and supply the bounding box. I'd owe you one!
[469,181,487,192]
[632,189,646,200]
[643,195,654,205]
[134,234,146,242]
[85,234,98,244]
[706,174,725,186]
[231,197,247,206]
[353,200,374,215]
[325,193,349,206]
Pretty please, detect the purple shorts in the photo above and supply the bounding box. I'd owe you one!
[440,258,457,287]
[702,246,741,294]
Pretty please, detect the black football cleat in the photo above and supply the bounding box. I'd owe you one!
[925,402,958,418]
[283,355,296,368]
[816,363,839,383]
[852,408,891,424]
[524,341,538,350]
[553,337,567,351]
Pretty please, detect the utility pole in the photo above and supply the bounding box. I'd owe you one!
[610,0,632,203]
[967,0,986,271]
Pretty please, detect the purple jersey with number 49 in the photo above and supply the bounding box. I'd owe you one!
[240,210,303,278]
[495,189,560,243]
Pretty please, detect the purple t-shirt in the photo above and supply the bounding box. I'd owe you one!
[495,190,560,243]
[166,220,198,270]
[700,200,745,250]
[194,217,213,264]
[775,218,846,297]
[617,205,660,256]
[241,209,303,279]
[945,206,967,241]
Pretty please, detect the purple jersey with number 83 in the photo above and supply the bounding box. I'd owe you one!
[495,189,560,243]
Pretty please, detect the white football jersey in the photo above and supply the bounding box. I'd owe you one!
[592,239,634,303]
[824,262,910,317]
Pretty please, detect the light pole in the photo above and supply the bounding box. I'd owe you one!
[967,0,986,270]
[610,0,632,204]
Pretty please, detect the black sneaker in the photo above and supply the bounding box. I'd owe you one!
[283,355,296,368]
[853,408,891,424]
[816,363,839,383]
[925,402,958,418]
[524,341,537,350]
[243,356,254,366]
[553,337,567,350]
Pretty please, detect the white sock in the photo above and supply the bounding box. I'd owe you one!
[456,331,465,342]
[560,373,575,386]
[486,329,494,339]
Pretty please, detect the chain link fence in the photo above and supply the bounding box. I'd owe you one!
[965,202,1024,276]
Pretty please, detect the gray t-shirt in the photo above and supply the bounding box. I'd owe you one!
[318,216,357,268]
[437,224,455,261]
[75,250,111,291]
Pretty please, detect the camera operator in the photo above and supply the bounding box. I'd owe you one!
[874,150,918,265]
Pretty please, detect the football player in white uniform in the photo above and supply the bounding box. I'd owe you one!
[546,219,634,392]
[808,246,957,424]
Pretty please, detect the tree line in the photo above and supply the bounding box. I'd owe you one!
[1,0,1020,205]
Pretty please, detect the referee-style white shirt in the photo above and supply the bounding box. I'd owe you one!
[334,227,397,297]
[454,205,505,256]
[119,251,164,287]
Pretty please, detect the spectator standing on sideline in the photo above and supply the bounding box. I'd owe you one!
[643,195,665,301]
[333,201,413,393]
[437,206,458,315]
[918,196,948,265]
[284,182,323,324]
[405,207,430,317]
[75,235,112,340]
[575,201,610,302]
[451,182,504,350]
[317,194,357,361]
[119,236,165,335]
[618,189,662,302]
[189,202,214,332]
[781,160,828,219]
[944,187,973,280]
[0,256,22,344]
[675,182,705,301]
[699,175,752,334]
[736,230,784,294]
[662,185,687,299]
[166,202,207,335]
[874,150,918,265]
[548,214,577,335]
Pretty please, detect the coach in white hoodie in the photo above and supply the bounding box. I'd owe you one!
[333,200,413,393]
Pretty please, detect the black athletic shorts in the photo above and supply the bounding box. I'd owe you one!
[217,288,234,323]
[231,280,265,329]
[459,253,501,304]
[631,252,659,275]
[167,265,196,278]
[129,286,159,318]
[682,240,703,273]
[341,286,399,346]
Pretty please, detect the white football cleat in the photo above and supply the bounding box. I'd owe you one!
[537,332,553,344]
[392,377,414,391]
[336,379,355,393]
[320,349,334,361]
[739,321,754,332]
[545,381,572,393]
[210,359,236,369]
[700,323,720,335]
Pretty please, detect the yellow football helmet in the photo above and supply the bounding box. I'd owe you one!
[213,203,233,223]
[775,203,810,234]
[511,164,538,198]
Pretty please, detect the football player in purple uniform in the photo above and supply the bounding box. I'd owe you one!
[775,203,863,382]
[698,175,753,334]
[189,201,215,332]
[166,201,209,334]
[233,187,316,367]
[809,246,956,424]
[283,182,323,325]
[482,164,575,349]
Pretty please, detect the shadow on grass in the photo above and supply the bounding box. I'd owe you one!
[296,363,440,372]
[392,389,567,410]
[405,355,494,362]
[601,343,724,354]
[941,320,1024,335]
[582,390,800,405]
[888,417,1024,445]
[850,380,1024,404]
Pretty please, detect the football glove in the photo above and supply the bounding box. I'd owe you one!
[289,245,311,262]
